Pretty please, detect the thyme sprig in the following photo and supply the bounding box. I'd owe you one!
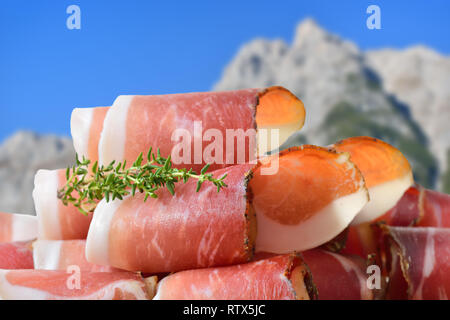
[57,148,228,215]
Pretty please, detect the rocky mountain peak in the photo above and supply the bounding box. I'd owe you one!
[215,19,444,189]
[292,18,359,54]
[366,45,450,178]
[293,18,324,45]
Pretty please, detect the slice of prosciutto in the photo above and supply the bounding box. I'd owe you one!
[340,223,379,259]
[302,249,373,300]
[417,188,450,227]
[71,106,109,164]
[0,242,34,269]
[250,146,368,254]
[86,146,368,273]
[376,185,423,227]
[88,87,305,171]
[382,226,450,300]
[0,212,37,243]
[332,136,414,225]
[379,185,450,228]
[256,250,374,300]
[154,253,316,300]
[33,169,93,240]
[0,269,156,300]
[86,163,256,273]
[33,240,115,272]
[342,186,450,259]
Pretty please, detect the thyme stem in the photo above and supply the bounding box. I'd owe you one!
[57,148,227,215]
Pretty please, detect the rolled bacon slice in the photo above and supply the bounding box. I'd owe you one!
[87,87,305,171]
[302,249,373,300]
[0,270,156,300]
[0,242,34,269]
[154,253,316,300]
[33,240,115,272]
[332,136,414,225]
[0,211,37,243]
[86,146,368,273]
[382,226,450,300]
[71,106,109,164]
[32,169,93,240]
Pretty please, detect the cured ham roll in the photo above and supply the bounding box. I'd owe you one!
[382,226,450,300]
[377,185,423,227]
[302,250,373,300]
[91,87,305,171]
[86,146,368,273]
[0,212,37,243]
[342,186,450,259]
[380,185,450,228]
[0,270,156,300]
[416,188,450,227]
[153,253,316,300]
[250,146,368,254]
[33,240,116,272]
[256,250,373,300]
[333,136,414,225]
[0,242,34,269]
[87,163,256,273]
[71,106,109,163]
[33,169,93,240]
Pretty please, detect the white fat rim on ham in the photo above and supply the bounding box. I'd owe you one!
[153,275,216,300]
[0,270,49,300]
[85,198,122,266]
[74,280,149,300]
[351,172,414,225]
[98,96,133,166]
[0,270,148,300]
[33,170,62,240]
[10,213,37,242]
[152,277,167,300]
[33,240,62,270]
[70,108,93,158]
[412,228,439,300]
[255,188,369,253]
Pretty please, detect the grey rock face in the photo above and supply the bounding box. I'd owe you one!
[215,38,289,90]
[366,46,450,176]
[0,131,75,215]
[214,18,444,188]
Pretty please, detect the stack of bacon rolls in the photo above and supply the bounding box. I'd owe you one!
[0,86,448,300]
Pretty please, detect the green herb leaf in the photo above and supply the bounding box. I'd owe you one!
[57,148,226,214]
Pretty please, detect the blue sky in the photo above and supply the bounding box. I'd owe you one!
[1,0,449,142]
